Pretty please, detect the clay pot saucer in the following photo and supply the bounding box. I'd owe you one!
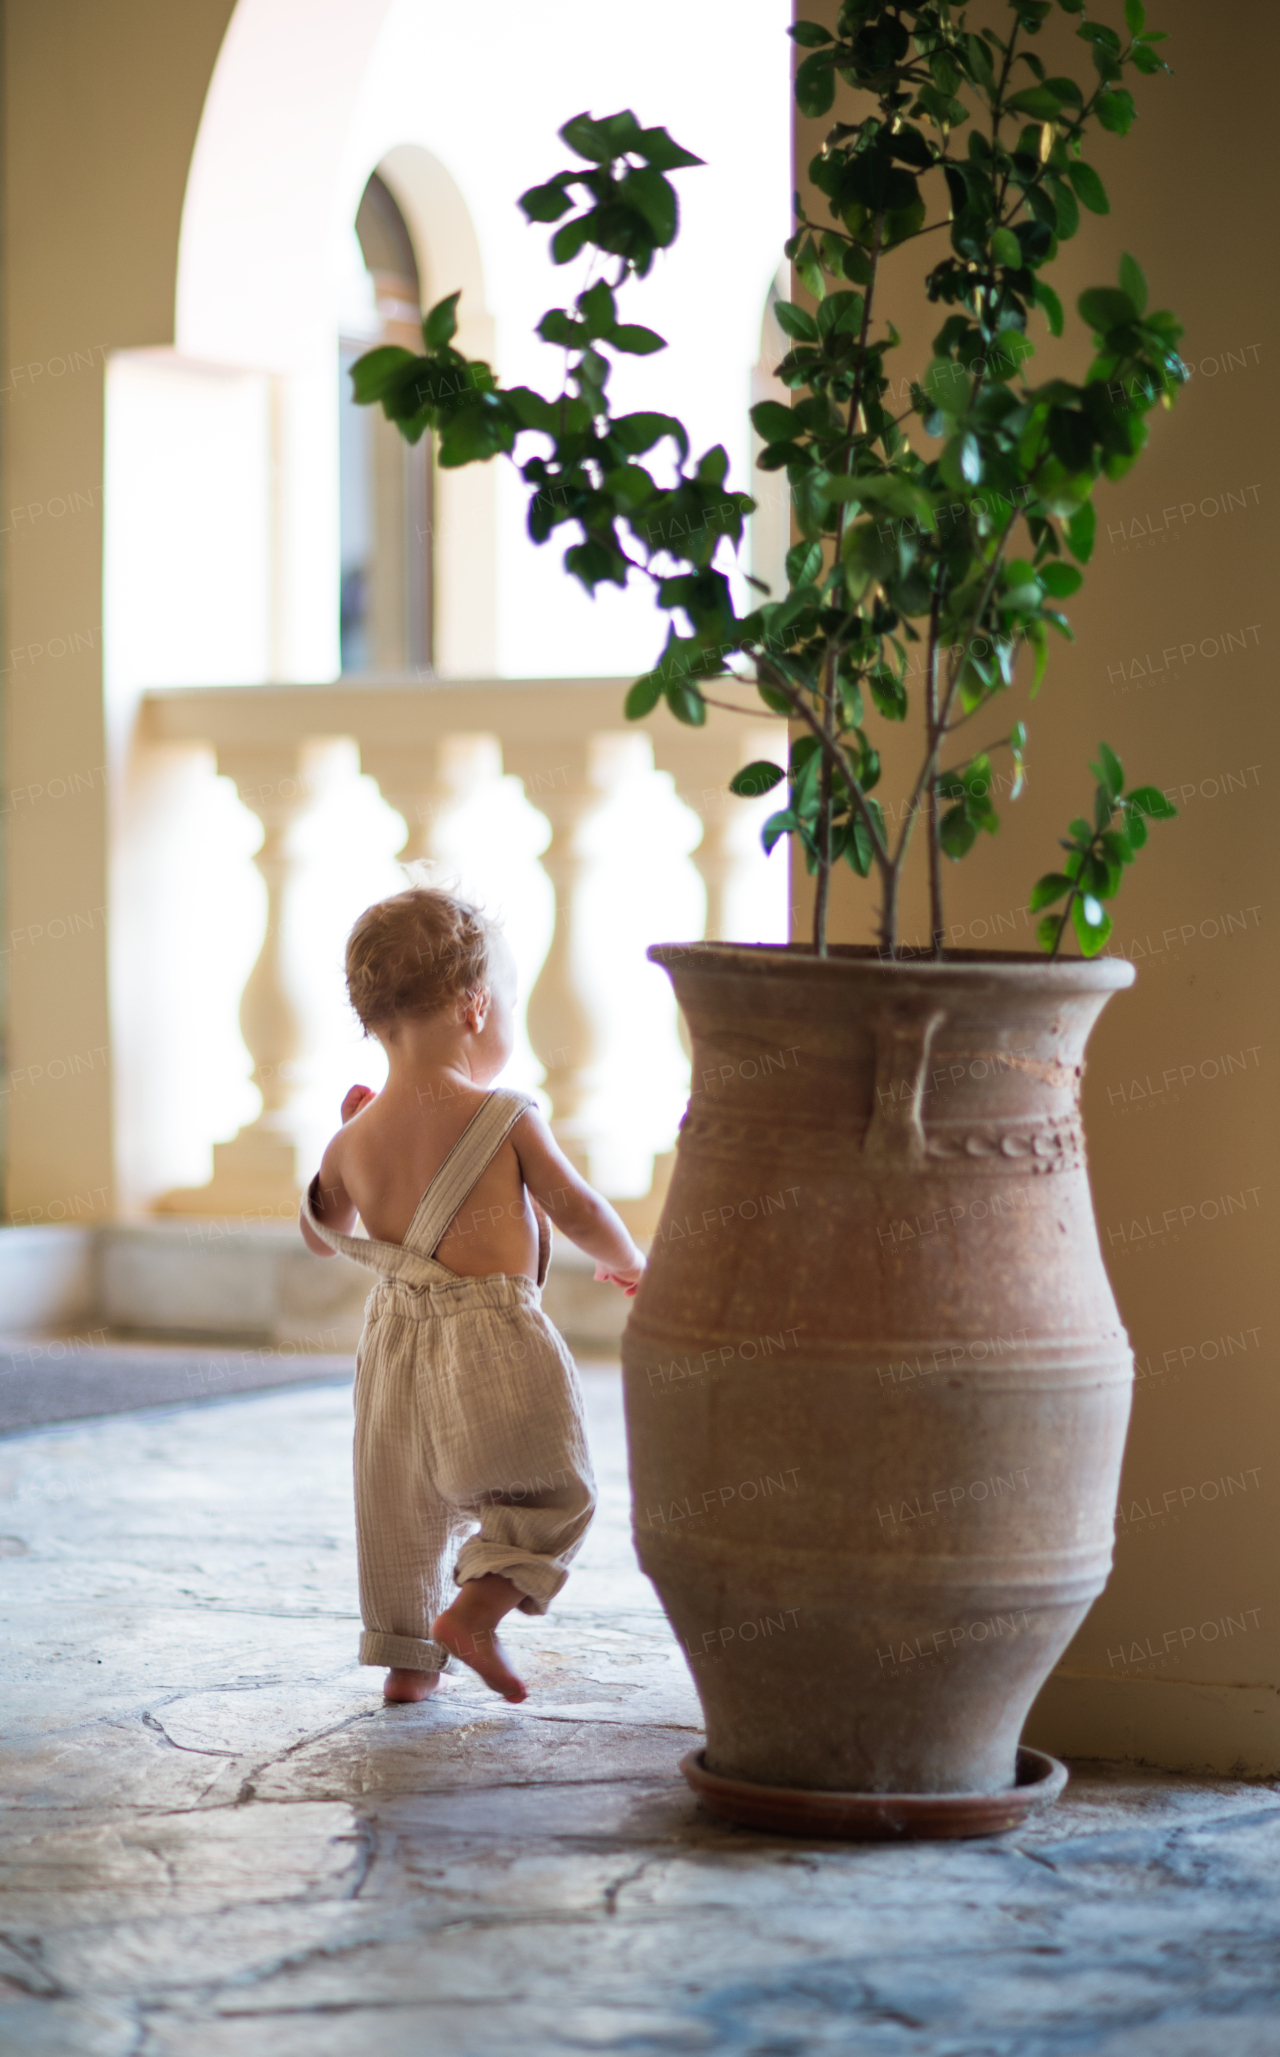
[680,1745,1068,1842]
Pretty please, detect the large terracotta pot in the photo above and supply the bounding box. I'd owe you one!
[622,944,1135,1802]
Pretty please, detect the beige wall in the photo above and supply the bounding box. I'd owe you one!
[793,0,1278,1767]
[2,0,237,1223]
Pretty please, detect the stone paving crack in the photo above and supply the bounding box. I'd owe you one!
[0,1931,62,1998]
[140,1709,239,1759]
[602,1856,653,1915]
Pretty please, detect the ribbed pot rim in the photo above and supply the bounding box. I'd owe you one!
[648,939,1135,991]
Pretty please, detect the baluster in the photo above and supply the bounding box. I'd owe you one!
[687,787,739,945]
[503,737,609,1175]
[157,745,315,1215]
[654,722,786,946]
[360,734,499,869]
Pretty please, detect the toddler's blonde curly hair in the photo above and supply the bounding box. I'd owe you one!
[345,886,494,1030]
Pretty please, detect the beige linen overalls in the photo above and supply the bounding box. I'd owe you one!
[302,1088,596,1673]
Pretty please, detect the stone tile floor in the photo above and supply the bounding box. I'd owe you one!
[2,1368,1279,2055]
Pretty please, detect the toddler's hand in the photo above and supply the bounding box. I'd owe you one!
[594,1261,644,1297]
[341,1084,376,1124]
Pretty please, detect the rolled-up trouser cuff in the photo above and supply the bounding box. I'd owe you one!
[360,1629,451,1671]
[454,1536,567,1616]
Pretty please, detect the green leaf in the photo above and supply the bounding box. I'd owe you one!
[620,166,678,244]
[1066,161,1110,215]
[625,672,664,719]
[785,539,823,588]
[924,357,972,415]
[637,126,703,172]
[762,808,799,855]
[868,665,908,721]
[1042,74,1084,107]
[730,759,785,798]
[551,214,593,264]
[1101,829,1133,868]
[612,324,666,355]
[1073,894,1113,956]
[349,344,416,404]
[1096,88,1136,134]
[1035,280,1065,337]
[1039,561,1083,598]
[613,411,689,459]
[560,112,626,163]
[438,403,509,466]
[1097,742,1124,797]
[794,237,825,300]
[538,308,578,347]
[1126,784,1177,820]
[940,431,983,488]
[519,178,573,224]
[967,32,997,90]
[795,49,836,117]
[1053,180,1080,239]
[423,293,461,350]
[1037,912,1067,952]
[1118,251,1148,315]
[1005,84,1071,120]
[816,289,864,338]
[577,279,616,334]
[1078,285,1138,330]
[773,300,819,343]
[505,387,557,433]
[696,444,730,487]
[939,805,978,859]
[1029,872,1073,911]
[915,82,969,130]
[667,679,708,726]
[845,813,876,877]
[1124,0,1145,31]
[992,226,1023,268]
[1064,501,1096,562]
[789,18,834,45]
[1048,407,1093,471]
[751,400,794,444]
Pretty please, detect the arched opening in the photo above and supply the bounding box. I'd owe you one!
[339,171,433,674]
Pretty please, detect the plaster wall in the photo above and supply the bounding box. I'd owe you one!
[792,0,1279,1769]
[1,0,238,1223]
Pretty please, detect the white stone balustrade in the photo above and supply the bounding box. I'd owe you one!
[142,678,785,1221]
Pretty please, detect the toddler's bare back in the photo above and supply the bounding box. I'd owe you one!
[328,1077,542,1280]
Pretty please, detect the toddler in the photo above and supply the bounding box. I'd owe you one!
[301,886,645,1705]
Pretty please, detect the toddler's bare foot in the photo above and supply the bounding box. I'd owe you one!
[433,1573,527,1703]
[383,1667,440,1703]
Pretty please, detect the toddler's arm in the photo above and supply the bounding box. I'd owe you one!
[513,1109,645,1293]
[298,1085,371,1257]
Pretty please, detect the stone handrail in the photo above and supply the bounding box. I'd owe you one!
[140,677,784,1222]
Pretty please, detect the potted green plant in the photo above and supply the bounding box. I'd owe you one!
[355,0,1185,1834]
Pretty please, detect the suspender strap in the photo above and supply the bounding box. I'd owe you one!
[299,1087,536,1282]
[300,1177,450,1286]
[403,1088,535,1256]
